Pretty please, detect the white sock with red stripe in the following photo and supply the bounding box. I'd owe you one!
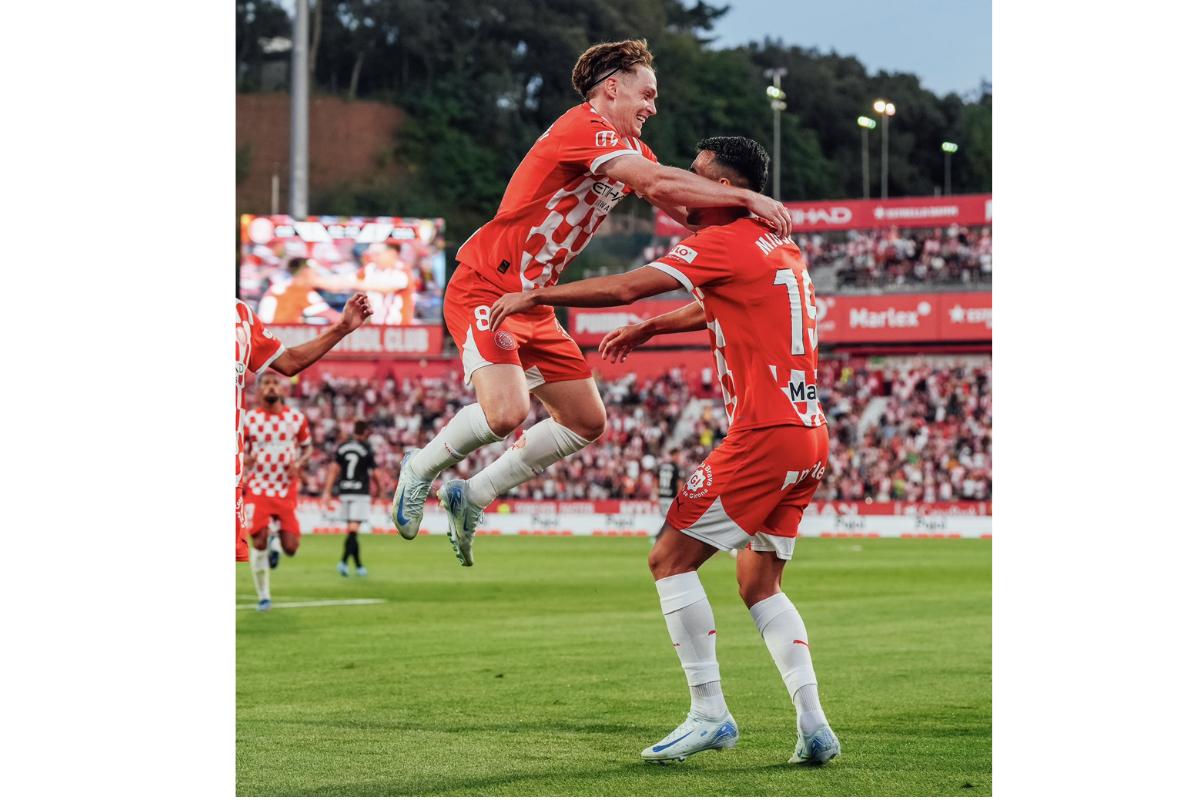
[250,546,271,602]
[749,592,828,735]
[465,418,592,507]
[410,403,502,480]
[655,571,729,720]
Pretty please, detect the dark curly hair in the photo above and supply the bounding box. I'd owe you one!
[696,136,769,194]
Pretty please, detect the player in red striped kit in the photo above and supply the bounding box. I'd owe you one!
[243,372,313,611]
[489,137,839,766]
[391,39,793,568]
[235,294,373,568]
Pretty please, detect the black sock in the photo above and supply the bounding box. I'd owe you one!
[346,532,361,568]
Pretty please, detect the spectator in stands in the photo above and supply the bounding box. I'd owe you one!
[284,359,991,504]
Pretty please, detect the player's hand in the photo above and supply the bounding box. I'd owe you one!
[489,292,537,331]
[598,322,652,363]
[336,292,374,333]
[746,193,792,238]
[287,463,302,479]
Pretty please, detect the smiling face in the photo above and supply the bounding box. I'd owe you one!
[608,65,657,139]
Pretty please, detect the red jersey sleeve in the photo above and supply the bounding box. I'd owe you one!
[297,416,311,445]
[646,229,734,292]
[247,306,285,373]
[555,106,648,174]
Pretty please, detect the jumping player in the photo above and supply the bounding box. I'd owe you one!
[323,420,382,577]
[243,371,312,611]
[235,293,373,564]
[488,137,839,766]
[391,39,793,567]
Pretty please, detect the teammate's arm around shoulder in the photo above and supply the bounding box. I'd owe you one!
[597,155,791,237]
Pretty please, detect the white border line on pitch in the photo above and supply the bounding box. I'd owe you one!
[235,598,387,610]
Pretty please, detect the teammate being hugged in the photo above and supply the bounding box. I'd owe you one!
[392,39,793,567]
[243,372,312,611]
[323,420,382,577]
[489,137,839,766]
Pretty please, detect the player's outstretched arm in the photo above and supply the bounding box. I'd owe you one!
[598,301,706,364]
[271,293,373,376]
[488,267,682,330]
[598,156,792,237]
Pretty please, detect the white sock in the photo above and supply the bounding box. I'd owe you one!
[268,531,282,555]
[465,418,592,507]
[251,546,271,602]
[409,403,502,480]
[749,592,829,735]
[655,572,728,720]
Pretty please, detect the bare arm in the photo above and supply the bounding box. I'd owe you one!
[597,302,707,363]
[321,460,338,501]
[488,266,682,330]
[598,155,791,237]
[271,293,373,376]
[289,442,313,479]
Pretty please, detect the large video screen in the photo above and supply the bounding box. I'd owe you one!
[238,214,446,325]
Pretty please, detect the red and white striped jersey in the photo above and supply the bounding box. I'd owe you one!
[243,406,311,499]
[235,299,284,488]
[457,102,657,293]
[649,217,826,432]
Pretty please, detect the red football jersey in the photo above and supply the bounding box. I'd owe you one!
[235,299,285,488]
[457,102,657,293]
[243,406,311,500]
[648,217,826,432]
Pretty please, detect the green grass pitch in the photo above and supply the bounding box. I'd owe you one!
[237,535,991,796]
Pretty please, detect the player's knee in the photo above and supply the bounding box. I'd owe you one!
[483,399,530,437]
[737,577,780,608]
[569,410,606,442]
[282,534,300,556]
[647,538,686,580]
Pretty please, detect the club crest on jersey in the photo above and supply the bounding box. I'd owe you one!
[668,244,699,264]
[493,330,518,351]
[595,130,620,148]
[682,464,714,499]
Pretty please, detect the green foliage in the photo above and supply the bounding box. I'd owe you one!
[237,536,992,796]
[238,1,992,241]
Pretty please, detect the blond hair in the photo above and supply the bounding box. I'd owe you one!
[571,39,655,100]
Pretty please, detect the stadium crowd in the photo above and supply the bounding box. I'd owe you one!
[645,225,991,291]
[283,358,991,504]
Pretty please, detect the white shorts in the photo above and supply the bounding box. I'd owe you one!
[340,494,372,524]
[658,497,673,517]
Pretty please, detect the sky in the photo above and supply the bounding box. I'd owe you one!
[710,0,992,97]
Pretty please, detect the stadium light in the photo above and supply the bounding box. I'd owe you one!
[764,67,788,200]
[859,117,878,199]
[289,0,309,216]
[873,99,896,198]
[941,141,958,195]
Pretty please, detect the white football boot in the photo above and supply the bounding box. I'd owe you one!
[641,712,739,763]
[788,724,840,765]
[438,478,483,567]
[390,451,431,540]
